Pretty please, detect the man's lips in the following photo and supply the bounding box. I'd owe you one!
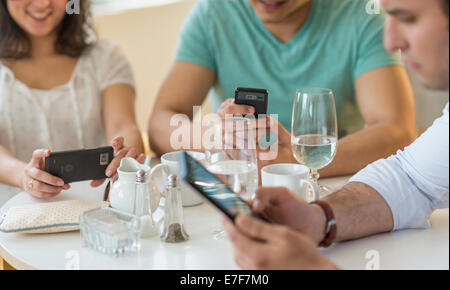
[404,57,421,71]
[259,0,287,10]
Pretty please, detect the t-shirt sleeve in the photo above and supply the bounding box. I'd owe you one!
[174,0,217,72]
[94,41,136,92]
[353,10,403,80]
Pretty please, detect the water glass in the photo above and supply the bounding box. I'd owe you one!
[205,116,258,240]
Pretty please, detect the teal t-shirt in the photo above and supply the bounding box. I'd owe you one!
[175,0,402,138]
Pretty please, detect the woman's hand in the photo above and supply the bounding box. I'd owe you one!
[21,149,70,199]
[90,136,145,187]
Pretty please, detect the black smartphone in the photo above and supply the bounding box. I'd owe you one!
[45,146,114,184]
[178,151,269,223]
[234,87,268,118]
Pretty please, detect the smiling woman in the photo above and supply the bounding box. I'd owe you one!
[0,0,144,206]
[0,0,94,59]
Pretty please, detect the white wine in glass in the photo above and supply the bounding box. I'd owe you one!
[292,135,337,169]
[291,88,338,195]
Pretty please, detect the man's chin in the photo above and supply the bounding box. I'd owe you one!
[256,11,291,24]
[419,75,450,91]
[261,17,289,24]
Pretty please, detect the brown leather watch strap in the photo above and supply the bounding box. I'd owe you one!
[311,200,337,248]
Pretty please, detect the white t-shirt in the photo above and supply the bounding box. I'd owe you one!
[350,103,449,230]
[0,40,135,206]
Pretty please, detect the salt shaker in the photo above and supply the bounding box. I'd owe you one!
[160,174,189,243]
[135,169,158,238]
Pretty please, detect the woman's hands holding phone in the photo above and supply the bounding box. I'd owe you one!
[90,136,146,187]
[20,135,146,198]
[21,149,70,199]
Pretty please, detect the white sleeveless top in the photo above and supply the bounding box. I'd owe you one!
[0,40,135,205]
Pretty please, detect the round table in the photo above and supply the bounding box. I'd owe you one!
[0,176,448,270]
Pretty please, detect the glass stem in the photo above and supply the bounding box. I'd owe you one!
[309,168,320,187]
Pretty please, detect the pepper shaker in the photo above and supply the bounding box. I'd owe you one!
[160,174,189,243]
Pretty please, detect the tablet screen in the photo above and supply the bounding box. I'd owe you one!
[178,151,254,220]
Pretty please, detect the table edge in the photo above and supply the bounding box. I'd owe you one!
[0,242,37,270]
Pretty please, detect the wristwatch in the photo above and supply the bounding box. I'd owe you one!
[311,200,337,248]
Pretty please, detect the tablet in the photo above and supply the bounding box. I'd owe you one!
[178,151,268,222]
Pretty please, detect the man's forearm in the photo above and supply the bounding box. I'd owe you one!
[324,182,394,242]
[0,146,26,188]
[149,109,207,156]
[319,122,416,178]
[149,109,183,156]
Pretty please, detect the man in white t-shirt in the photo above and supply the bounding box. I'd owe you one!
[223,0,449,270]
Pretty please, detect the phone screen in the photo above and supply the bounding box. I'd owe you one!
[178,151,266,221]
[234,87,268,117]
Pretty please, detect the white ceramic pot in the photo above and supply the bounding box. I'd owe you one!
[109,158,161,214]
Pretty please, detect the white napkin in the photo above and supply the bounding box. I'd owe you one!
[0,200,109,234]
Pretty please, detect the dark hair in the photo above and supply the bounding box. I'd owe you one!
[0,0,96,59]
[442,0,449,16]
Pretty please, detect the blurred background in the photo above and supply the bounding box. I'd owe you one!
[92,0,449,149]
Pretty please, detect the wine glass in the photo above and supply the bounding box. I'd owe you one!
[291,88,338,198]
[205,116,259,240]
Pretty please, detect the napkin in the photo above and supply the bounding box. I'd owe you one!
[0,200,109,234]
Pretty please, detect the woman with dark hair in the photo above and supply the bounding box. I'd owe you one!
[0,0,144,205]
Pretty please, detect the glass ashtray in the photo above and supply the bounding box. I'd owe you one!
[80,207,140,256]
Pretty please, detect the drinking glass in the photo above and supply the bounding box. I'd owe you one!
[291,88,338,196]
[205,116,259,240]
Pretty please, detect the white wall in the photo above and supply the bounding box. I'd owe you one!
[91,0,185,17]
[94,0,448,135]
[406,70,449,132]
[94,0,208,134]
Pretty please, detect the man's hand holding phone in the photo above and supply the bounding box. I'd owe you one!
[217,98,256,118]
[221,187,336,270]
[222,214,337,270]
[249,187,328,245]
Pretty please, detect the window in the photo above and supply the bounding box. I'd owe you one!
[91,0,185,16]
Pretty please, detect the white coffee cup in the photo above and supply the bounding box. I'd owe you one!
[150,151,204,207]
[261,163,319,202]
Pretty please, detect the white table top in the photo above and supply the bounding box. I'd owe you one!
[0,176,448,270]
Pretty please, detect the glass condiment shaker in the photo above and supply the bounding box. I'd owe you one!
[160,174,189,243]
[134,169,158,238]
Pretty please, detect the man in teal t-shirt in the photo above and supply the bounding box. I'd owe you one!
[149,0,416,177]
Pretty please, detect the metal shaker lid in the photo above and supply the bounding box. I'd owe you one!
[167,174,178,188]
[136,169,147,183]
